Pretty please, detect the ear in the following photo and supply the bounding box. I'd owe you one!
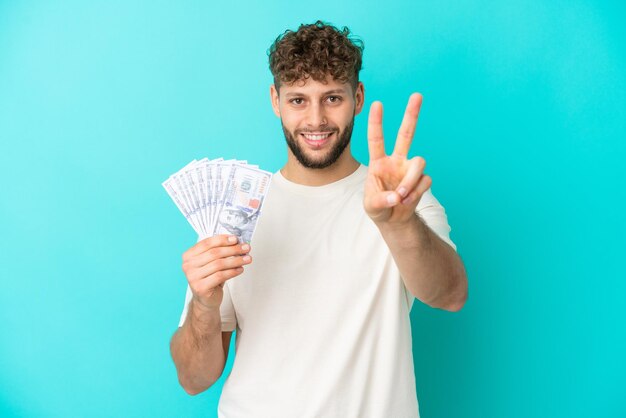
[354,82,365,116]
[270,84,281,118]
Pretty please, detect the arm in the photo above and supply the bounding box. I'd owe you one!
[364,93,467,311]
[170,234,250,395]
[376,213,467,311]
[170,301,228,394]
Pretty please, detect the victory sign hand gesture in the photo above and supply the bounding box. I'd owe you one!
[363,93,432,225]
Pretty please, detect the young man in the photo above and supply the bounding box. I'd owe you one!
[170,21,467,417]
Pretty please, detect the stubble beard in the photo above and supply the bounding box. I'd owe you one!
[281,116,355,169]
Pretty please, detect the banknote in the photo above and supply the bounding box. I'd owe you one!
[163,158,272,243]
[212,164,272,243]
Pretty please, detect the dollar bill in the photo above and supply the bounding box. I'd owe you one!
[212,164,272,243]
[163,158,272,241]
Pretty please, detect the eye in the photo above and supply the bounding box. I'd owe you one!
[290,98,304,105]
[327,96,342,103]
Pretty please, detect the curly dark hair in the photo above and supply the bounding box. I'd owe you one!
[268,20,364,93]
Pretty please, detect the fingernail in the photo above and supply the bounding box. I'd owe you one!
[241,244,250,251]
[387,193,398,206]
[243,255,251,262]
[228,236,237,243]
[397,187,408,198]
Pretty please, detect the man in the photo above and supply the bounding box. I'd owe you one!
[170,20,467,417]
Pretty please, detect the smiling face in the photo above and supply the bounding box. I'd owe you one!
[270,77,364,169]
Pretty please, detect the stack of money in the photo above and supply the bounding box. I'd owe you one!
[163,158,272,243]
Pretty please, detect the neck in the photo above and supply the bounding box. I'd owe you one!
[281,149,360,186]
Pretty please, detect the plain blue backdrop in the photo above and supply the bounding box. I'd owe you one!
[1,1,624,417]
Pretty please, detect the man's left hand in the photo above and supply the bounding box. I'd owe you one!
[363,93,432,225]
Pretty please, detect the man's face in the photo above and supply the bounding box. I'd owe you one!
[270,77,364,169]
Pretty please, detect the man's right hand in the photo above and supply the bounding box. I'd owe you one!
[182,234,251,310]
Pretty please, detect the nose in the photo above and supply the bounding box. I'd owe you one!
[305,102,327,128]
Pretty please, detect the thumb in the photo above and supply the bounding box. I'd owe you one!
[367,191,402,212]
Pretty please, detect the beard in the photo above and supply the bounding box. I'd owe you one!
[281,116,355,169]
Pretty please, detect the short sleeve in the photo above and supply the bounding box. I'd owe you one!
[219,281,237,331]
[415,188,457,252]
[177,285,194,327]
[177,282,238,331]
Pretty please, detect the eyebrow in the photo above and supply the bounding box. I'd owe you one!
[284,88,348,98]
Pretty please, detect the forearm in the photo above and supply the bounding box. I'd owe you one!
[170,298,226,394]
[377,213,467,311]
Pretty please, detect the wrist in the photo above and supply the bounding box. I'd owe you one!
[191,297,221,321]
[375,212,420,234]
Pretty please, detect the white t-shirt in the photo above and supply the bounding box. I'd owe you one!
[178,164,457,418]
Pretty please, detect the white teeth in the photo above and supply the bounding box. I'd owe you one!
[303,133,331,141]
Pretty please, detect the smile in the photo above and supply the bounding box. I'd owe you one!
[300,132,334,149]
[302,132,333,141]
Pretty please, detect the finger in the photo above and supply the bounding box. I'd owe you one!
[368,190,403,211]
[392,93,422,157]
[197,267,245,292]
[185,243,251,269]
[396,157,426,198]
[189,254,252,283]
[183,234,238,259]
[402,175,432,205]
[367,101,386,160]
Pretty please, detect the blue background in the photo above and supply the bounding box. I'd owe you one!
[1,1,624,417]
